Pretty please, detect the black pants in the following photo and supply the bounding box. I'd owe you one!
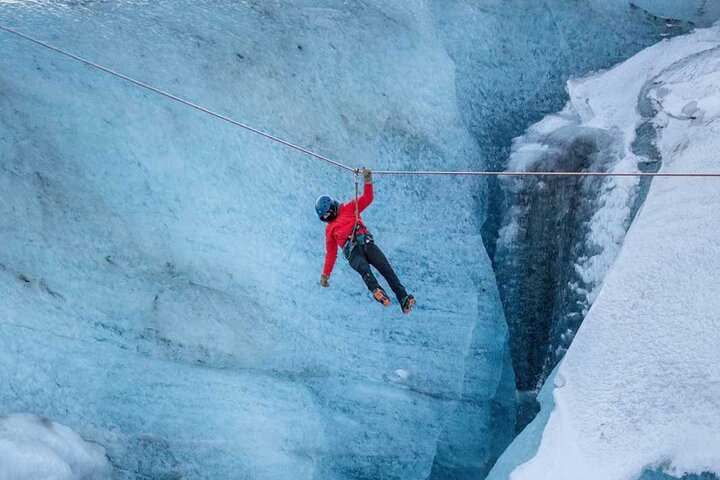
[348,241,408,302]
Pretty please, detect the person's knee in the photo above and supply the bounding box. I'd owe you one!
[351,260,371,276]
[348,250,363,267]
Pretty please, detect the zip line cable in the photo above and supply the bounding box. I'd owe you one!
[372,169,719,177]
[0,24,353,173]
[2,24,720,179]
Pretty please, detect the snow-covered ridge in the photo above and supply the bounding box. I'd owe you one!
[494,18,720,420]
[0,413,111,480]
[490,22,720,480]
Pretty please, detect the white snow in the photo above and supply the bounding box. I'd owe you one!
[506,23,720,480]
[0,414,111,480]
[568,24,720,306]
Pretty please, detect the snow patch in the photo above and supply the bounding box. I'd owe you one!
[0,414,111,480]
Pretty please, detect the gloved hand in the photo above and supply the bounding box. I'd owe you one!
[363,168,372,184]
[320,273,330,288]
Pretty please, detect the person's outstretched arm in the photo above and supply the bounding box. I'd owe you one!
[357,169,374,213]
[321,233,337,287]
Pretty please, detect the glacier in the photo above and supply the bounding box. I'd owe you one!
[0,0,711,478]
[490,22,720,480]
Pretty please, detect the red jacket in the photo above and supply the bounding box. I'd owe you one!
[323,183,373,276]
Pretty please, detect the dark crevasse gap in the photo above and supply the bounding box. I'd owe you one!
[427,0,692,436]
[494,127,632,427]
[490,85,670,431]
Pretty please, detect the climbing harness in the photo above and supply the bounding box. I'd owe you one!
[2,24,720,180]
[342,228,371,260]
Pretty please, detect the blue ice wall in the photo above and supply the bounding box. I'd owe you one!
[632,0,720,26]
[428,0,684,167]
[0,1,512,478]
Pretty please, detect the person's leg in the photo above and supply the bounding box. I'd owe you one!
[348,244,380,292]
[364,242,408,302]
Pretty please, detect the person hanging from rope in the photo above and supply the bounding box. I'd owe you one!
[315,169,415,313]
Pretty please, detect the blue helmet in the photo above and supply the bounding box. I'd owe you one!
[315,195,339,222]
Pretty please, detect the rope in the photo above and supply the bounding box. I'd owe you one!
[351,168,360,244]
[354,169,360,223]
[2,24,720,179]
[0,24,354,173]
[372,170,720,177]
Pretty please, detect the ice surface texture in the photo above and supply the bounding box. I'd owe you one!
[0,0,705,478]
[0,413,111,480]
[0,1,511,478]
[497,23,720,480]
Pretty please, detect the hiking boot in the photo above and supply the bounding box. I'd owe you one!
[372,288,391,307]
[401,295,415,314]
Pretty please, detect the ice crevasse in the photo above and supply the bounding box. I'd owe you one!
[0,1,715,479]
[488,22,720,480]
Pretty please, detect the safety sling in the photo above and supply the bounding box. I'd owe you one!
[342,170,372,260]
